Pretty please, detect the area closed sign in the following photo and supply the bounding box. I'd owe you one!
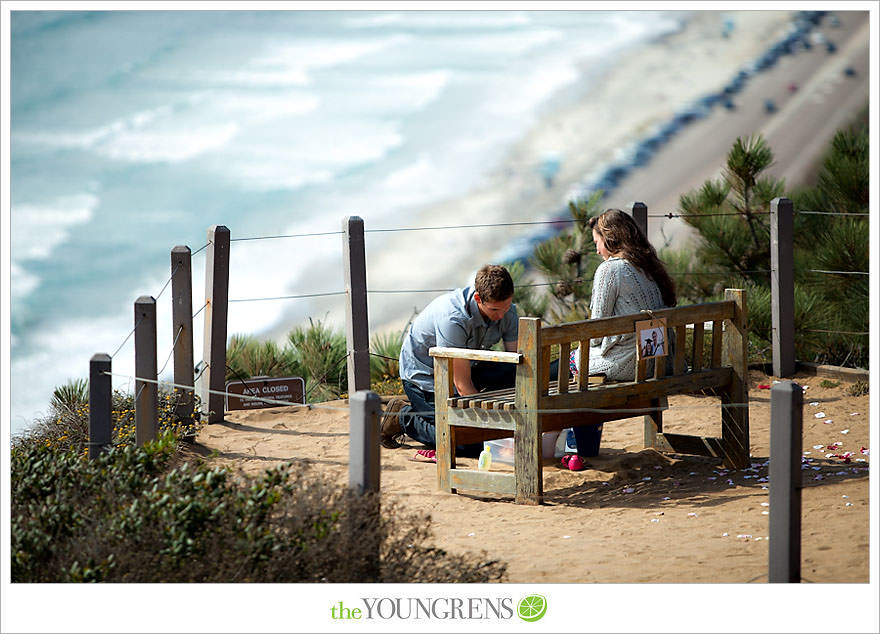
[225,376,306,411]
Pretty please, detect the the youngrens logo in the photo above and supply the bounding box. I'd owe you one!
[329,594,547,622]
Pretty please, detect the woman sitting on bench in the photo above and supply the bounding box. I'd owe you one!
[566,209,677,454]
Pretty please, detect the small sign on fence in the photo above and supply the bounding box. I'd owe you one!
[225,376,306,411]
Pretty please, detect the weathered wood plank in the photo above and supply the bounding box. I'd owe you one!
[652,432,726,458]
[449,469,516,495]
[711,319,723,368]
[557,342,570,393]
[674,325,687,375]
[434,357,454,492]
[448,408,518,431]
[577,341,590,391]
[540,301,735,346]
[538,368,733,411]
[515,318,543,505]
[692,322,704,371]
[429,347,522,363]
[722,288,750,469]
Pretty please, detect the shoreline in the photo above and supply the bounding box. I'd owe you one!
[282,9,831,340]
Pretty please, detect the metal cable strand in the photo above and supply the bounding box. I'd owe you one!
[110,317,143,359]
[191,242,210,257]
[192,302,208,319]
[230,230,343,242]
[797,210,870,216]
[228,291,347,302]
[365,219,575,233]
[100,371,756,415]
[157,325,184,376]
[154,263,180,302]
[806,269,869,276]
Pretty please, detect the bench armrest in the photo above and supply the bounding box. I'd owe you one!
[429,346,522,364]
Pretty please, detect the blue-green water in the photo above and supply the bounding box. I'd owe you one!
[8,9,685,434]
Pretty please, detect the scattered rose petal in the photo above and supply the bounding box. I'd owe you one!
[642,476,652,481]
[761,511,769,515]
[813,445,824,449]
[810,401,819,407]
[803,451,811,455]
[663,496,671,500]
[761,486,768,490]
[651,519,660,523]
[814,412,826,418]
[860,447,869,455]
[758,384,771,389]
[708,476,717,480]
[623,487,635,494]
[688,512,698,517]
[841,429,850,434]
[653,511,664,516]
[814,474,824,480]
[845,502,853,507]
[722,532,729,537]
[727,479,734,485]
[824,420,833,425]
[761,502,769,507]
[850,412,859,416]
[737,534,752,540]
[563,535,571,539]
[755,537,763,541]
[467,532,475,537]
[842,495,849,498]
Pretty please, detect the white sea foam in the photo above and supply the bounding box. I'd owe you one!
[10,193,97,262]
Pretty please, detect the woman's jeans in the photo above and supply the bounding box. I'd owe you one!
[400,361,516,457]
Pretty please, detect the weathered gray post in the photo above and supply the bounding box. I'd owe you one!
[349,390,381,494]
[769,381,803,583]
[343,216,371,394]
[199,226,230,424]
[134,296,158,447]
[629,201,648,239]
[88,353,112,459]
[171,246,195,423]
[770,197,796,377]
[349,389,381,580]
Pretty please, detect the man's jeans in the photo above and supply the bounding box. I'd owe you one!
[399,361,516,457]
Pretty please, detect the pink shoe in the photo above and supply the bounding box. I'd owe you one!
[567,455,585,471]
[410,449,437,463]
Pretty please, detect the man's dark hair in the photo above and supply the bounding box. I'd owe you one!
[474,264,514,302]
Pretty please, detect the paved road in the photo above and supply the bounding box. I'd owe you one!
[609,11,870,249]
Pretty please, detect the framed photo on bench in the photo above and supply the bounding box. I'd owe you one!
[635,318,668,360]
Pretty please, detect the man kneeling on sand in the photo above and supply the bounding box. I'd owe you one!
[380,264,519,461]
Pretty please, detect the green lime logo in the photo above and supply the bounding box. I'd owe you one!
[517,594,547,622]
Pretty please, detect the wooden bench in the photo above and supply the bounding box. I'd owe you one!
[429,288,749,505]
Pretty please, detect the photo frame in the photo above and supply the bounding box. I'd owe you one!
[635,318,668,360]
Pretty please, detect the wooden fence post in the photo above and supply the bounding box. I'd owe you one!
[769,380,803,583]
[134,296,158,447]
[721,288,750,469]
[349,390,381,495]
[343,216,371,394]
[199,226,230,424]
[88,353,112,459]
[171,246,195,423]
[348,389,381,580]
[770,197,796,377]
[629,201,648,239]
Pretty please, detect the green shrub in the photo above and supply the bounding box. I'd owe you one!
[286,318,349,402]
[10,435,507,583]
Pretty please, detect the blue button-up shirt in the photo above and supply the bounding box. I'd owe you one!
[399,286,518,392]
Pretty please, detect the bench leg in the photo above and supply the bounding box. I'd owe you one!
[721,387,750,469]
[514,412,543,505]
[643,397,664,449]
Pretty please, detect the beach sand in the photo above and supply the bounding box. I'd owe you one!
[284,9,870,339]
[193,367,870,585]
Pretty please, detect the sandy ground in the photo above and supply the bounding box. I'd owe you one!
[194,368,870,585]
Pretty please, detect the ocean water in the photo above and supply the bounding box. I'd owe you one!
[7,9,686,435]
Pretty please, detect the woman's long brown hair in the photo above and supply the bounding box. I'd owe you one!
[589,209,677,307]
